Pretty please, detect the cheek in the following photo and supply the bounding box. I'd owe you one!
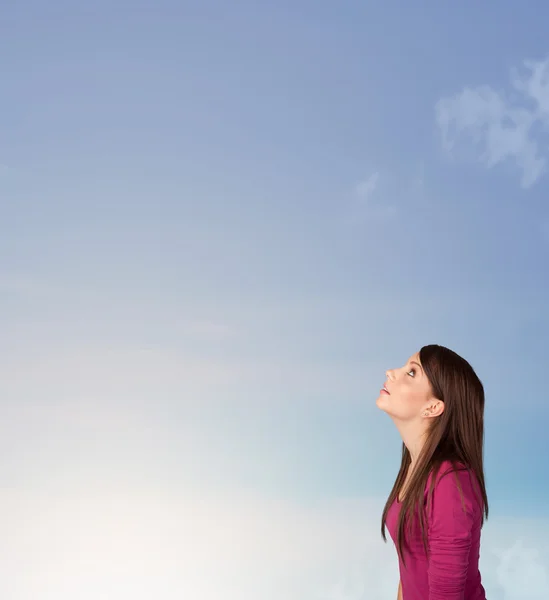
[389,387,423,417]
[405,390,427,411]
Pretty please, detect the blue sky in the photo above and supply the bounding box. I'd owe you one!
[1,1,549,598]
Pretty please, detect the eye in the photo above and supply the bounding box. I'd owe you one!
[407,368,416,378]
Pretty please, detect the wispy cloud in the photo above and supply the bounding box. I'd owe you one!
[493,539,549,599]
[354,172,379,199]
[349,172,396,221]
[436,55,549,188]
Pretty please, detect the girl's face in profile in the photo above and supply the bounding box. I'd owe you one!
[376,352,435,422]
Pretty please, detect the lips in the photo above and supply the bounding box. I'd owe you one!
[380,384,390,395]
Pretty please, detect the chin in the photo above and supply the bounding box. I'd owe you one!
[376,395,401,420]
[375,394,389,412]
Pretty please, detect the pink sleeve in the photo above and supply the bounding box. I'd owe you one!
[427,467,475,600]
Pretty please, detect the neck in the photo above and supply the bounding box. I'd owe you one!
[394,419,428,465]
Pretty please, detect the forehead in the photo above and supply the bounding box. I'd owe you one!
[407,352,421,364]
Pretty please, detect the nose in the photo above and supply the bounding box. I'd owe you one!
[385,369,394,381]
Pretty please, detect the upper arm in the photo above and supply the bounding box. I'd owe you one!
[427,467,476,600]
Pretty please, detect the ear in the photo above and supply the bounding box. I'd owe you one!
[421,399,445,419]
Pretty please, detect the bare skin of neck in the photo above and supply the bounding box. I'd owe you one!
[394,418,429,465]
[394,418,429,501]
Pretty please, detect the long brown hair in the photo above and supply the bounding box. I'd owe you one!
[381,344,489,564]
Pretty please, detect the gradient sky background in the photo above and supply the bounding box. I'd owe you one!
[1,1,549,599]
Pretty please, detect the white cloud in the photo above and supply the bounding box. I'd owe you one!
[355,172,379,198]
[349,172,397,222]
[436,55,549,188]
[494,539,549,599]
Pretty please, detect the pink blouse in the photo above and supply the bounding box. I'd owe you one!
[385,461,487,600]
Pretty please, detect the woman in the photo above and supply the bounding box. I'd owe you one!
[376,344,488,600]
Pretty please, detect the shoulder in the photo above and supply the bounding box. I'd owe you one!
[426,460,482,516]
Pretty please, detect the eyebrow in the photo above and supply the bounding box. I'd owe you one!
[410,360,423,373]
